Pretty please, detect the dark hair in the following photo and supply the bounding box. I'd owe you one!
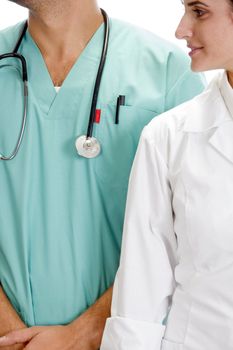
[181,0,233,7]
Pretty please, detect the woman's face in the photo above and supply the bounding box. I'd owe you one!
[175,0,233,72]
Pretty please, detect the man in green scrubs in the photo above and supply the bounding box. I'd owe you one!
[0,0,205,349]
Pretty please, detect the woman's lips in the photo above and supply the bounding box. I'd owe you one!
[188,46,204,57]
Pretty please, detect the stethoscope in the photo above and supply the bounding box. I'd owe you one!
[0,9,110,161]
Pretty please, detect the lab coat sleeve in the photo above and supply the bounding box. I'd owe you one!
[100,125,177,350]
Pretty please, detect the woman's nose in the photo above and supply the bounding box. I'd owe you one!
[175,16,193,40]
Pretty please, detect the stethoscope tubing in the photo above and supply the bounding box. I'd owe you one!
[0,51,28,160]
[13,21,28,54]
[87,8,110,138]
[0,52,28,81]
[0,9,109,160]
[0,82,28,161]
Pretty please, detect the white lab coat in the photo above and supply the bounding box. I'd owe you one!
[100,71,233,350]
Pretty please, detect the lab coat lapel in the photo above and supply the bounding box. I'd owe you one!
[183,78,233,164]
[208,76,233,165]
[209,121,233,164]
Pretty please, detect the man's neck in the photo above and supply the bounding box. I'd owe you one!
[27,0,104,86]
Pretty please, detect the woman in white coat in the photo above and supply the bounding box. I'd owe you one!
[100,0,233,349]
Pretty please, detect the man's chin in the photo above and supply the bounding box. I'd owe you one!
[8,0,27,6]
[8,0,35,7]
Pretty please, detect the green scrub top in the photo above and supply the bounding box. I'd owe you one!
[0,19,205,326]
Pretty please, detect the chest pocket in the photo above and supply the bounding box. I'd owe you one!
[94,104,157,186]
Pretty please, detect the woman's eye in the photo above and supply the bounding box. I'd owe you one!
[193,9,207,17]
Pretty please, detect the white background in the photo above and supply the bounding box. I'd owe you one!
[0,0,215,81]
[0,0,184,42]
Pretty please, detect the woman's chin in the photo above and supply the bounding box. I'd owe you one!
[191,59,220,73]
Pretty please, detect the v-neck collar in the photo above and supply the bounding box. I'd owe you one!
[20,21,105,117]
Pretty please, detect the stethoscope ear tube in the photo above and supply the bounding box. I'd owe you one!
[0,53,28,82]
[0,80,28,160]
[0,24,28,160]
[86,8,110,138]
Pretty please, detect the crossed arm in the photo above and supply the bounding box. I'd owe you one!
[0,285,112,350]
[0,287,26,350]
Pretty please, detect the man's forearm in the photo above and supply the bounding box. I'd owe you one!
[70,286,113,349]
[0,286,26,350]
[0,286,26,335]
[0,286,113,349]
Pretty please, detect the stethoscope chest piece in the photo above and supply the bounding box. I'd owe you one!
[75,135,101,159]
